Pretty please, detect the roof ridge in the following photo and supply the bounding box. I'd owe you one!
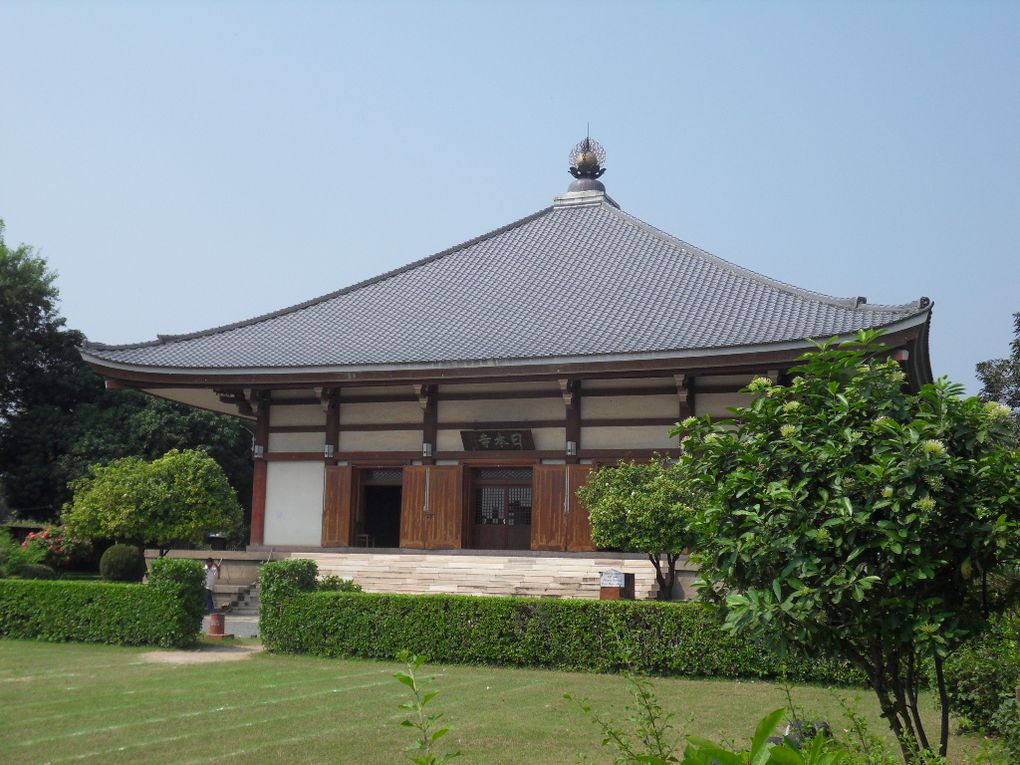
[600,202,930,314]
[84,206,556,352]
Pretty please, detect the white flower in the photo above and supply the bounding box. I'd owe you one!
[921,439,947,457]
[747,377,774,392]
[984,401,1013,421]
[780,424,798,438]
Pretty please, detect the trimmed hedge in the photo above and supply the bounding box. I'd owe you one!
[260,561,861,685]
[0,557,204,648]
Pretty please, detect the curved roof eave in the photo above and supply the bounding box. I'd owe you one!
[81,308,932,382]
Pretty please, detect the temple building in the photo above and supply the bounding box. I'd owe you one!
[81,139,933,560]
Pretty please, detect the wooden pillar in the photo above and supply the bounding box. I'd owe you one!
[415,384,436,464]
[675,374,695,420]
[560,378,580,464]
[322,387,340,464]
[249,393,271,546]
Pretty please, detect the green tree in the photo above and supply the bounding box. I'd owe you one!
[977,311,1020,442]
[673,332,1020,761]
[59,392,253,517]
[0,221,97,418]
[63,448,243,555]
[0,222,252,521]
[578,459,701,600]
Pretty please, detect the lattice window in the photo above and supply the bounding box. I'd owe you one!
[476,487,504,525]
[363,469,403,484]
[507,486,532,526]
[474,486,532,525]
[475,468,532,483]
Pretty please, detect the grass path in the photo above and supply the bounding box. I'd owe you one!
[0,640,987,764]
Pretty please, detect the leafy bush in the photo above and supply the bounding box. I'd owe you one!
[20,526,91,569]
[944,616,1020,760]
[99,543,146,582]
[259,560,861,684]
[318,575,363,593]
[0,576,203,647]
[0,528,46,577]
[17,563,57,579]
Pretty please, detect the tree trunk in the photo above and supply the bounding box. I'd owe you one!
[647,554,670,600]
[905,652,930,752]
[934,654,951,757]
[666,553,680,600]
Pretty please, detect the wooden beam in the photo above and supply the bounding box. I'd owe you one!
[561,379,580,465]
[438,419,565,431]
[324,387,340,464]
[420,385,437,465]
[249,400,271,545]
[677,375,695,419]
[582,417,682,428]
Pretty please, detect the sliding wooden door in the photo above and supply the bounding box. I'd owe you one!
[531,464,595,551]
[399,465,465,549]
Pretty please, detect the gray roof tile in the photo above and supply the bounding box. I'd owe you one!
[84,195,930,371]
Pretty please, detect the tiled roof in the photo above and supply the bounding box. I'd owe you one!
[83,192,930,372]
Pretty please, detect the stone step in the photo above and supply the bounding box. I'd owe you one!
[289,552,664,600]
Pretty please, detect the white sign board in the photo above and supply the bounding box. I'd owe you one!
[600,569,626,588]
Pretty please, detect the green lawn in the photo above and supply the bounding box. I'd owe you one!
[0,640,987,764]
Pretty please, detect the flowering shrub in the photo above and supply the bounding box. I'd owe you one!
[21,526,91,569]
[673,329,1020,760]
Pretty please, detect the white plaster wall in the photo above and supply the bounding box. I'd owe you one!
[532,427,566,450]
[695,392,753,418]
[696,375,753,390]
[437,426,564,452]
[270,405,326,427]
[339,430,421,451]
[439,381,558,395]
[436,430,463,452]
[582,377,673,392]
[582,394,677,419]
[268,432,325,452]
[341,401,422,426]
[344,385,413,398]
[272,389,317,400]
[263,461,325,546]
[438,398,563,422]
[581,425,678,450]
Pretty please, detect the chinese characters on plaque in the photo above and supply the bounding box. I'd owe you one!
[460,430,535,451]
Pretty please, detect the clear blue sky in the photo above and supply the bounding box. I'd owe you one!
[2,1,1017,393]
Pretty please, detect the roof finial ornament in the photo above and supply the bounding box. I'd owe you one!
[566,135,607,193]
[569,136,606,179]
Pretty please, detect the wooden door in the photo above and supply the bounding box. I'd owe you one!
[399,466,427,548]
[322,465,355,547]
[400,465,465,549]
[426,465,464,549]
[531,465,566,551]
[566,465,596,552]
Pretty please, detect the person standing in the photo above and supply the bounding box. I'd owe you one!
[204,558,221,614]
